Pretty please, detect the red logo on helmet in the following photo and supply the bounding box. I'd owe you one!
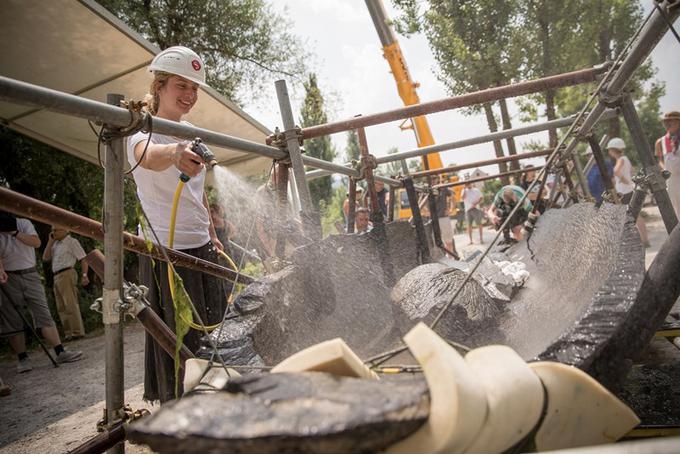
[191,60,201,71]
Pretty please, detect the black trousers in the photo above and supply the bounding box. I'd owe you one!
[139,241,226,403]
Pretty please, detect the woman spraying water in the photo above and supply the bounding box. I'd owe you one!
[127,46,227,403]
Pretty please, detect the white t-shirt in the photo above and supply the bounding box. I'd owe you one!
[50,235,86,273]
[615,156,635,195]
[462,187,483,212]
[0,218,38,271]
[127,128,211,249]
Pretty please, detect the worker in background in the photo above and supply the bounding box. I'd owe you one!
[655,111,680,219]
[461,181,484,245]
[488,186,533,242]
[0,212,82,373]
[608,138,650,247]
[42,226,89,340]
[126,46,225,402]
[343,187,364,231]
[355,207,372,234]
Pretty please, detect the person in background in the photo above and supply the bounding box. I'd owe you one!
[372,181,388,218]
[461,181,484,245]
[354,207,372,234]
[0,212,82,373]
[607,138,650,247]
[42,226,89,340]
[519,165,537,191]
[587,156,616,204]
[126,46,225,402]
[488,186,533,242]
[435,175,458,257]
[655,111,680,219]
[342,187,364,232]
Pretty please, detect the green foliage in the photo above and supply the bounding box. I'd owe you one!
[375,147,405,178]
[482,179,503,205]
[98,0,307,103]
[345,129,361,163]
[300,74,336,209]
[320,185,347,237]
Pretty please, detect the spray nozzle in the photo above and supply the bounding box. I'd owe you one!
[191,138,218,170]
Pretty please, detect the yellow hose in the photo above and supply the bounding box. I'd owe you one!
[167,180,238,332]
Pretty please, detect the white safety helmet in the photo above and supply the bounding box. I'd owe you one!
[149,46,207,86]
[606,137,626,150]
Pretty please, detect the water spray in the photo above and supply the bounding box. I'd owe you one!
[169,138,238,332]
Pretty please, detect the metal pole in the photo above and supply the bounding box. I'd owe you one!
[274,80,321,240]
[619,94,678,232]
[410,148,552,179]
[304,111,616,181]
[274,162,290,259]
[0,76,284,160]
[0,188,253,285]
[103,94,124,454]
[357,128,384,225]
[347,179,357,234]
[302,66,608,139]
[587,135,619,203]
[571,152,591,199]
[387,185,396,222]
[434,166,544,189]
[403,177,430,263]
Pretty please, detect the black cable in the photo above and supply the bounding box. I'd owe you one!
[124,114,153,175]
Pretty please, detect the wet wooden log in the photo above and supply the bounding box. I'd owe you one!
[127,372,429,454]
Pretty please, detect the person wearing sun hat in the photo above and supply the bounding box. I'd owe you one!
[655,110,680,219]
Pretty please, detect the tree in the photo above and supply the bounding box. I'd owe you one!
[375,147,406,178]
[98,0,307,103]
[345,129,360,163]
[299,74,336,209]
[393,0,523,182]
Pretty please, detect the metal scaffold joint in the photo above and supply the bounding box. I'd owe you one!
[633,166,672,194]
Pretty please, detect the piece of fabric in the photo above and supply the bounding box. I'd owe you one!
[438,216,453,243]
[664,149,680,220]
[139,241,226,403]
[53,268,85,337]
[466,207,484,226]
[127,128,210,249]
[0,271,55,333]
[50,235,86,273]
[587,159,615,203]
[462,187,483,212]
[615,156,635,195]
[0,219,38,271]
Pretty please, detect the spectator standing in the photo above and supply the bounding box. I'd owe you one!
[461,182,484,244]
[587,157,615,203]
[655,111,680,219]
[607,138,650,247]
[0,212,82,373]
[42,226,89,340]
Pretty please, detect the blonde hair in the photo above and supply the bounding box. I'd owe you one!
[143,71,173,115]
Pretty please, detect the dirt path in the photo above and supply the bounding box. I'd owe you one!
[0,322,152,454]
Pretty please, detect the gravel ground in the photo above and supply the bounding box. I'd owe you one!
[0,322,153,454]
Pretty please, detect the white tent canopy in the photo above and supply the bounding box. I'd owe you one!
[0,0,274,177]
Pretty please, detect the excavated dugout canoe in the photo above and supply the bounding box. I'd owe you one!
[126,372,429,453]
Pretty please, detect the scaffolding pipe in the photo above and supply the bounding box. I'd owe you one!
[103,94,125,454]
[304,111,616,181]
[409,149,552,179]
[434,166,544,190]
[0,76,284,161]
[301,66,607,140]
[0,187,253,285]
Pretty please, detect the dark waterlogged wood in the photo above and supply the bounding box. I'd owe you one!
[127,372,429,454]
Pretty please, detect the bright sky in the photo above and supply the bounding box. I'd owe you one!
[245,0,679,177]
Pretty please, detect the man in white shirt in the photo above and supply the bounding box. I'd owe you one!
[43,226,89,340]
[0,212,82,373]
[462,182,485,244]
